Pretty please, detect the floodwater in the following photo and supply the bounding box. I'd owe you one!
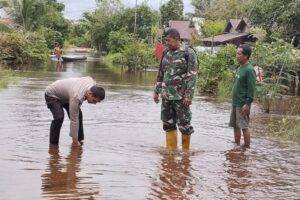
[0,53,300,200]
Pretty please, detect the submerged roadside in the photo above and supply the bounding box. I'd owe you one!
[0,65,16,89]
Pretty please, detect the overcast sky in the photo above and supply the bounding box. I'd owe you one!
[58,0,193,20]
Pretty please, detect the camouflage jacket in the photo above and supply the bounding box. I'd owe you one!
[154,45,199,100]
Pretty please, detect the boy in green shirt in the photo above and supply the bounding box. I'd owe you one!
[229,44,256,148]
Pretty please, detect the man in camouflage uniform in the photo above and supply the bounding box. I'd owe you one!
[153,28,199,150]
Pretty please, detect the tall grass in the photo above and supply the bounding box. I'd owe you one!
[268,117,300,142]
[0,66,15,89]
[216,70,233,98]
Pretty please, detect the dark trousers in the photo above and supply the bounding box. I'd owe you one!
[45,94,84,144]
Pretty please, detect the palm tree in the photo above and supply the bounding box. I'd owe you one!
[0,0,13,7]
[12,0,45,31]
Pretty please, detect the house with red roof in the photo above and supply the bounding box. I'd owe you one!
[155,20,197,59]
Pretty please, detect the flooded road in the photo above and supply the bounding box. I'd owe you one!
[0,57,300,200]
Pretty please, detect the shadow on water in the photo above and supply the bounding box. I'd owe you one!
[41,145,99,199]
[147,150,197,200]
[224,148,251,200]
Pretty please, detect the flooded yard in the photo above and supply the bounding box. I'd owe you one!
[0,58,299,199]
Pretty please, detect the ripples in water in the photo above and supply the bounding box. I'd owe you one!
[0,64,300,199]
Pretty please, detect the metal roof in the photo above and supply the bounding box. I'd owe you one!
[202,32,249,43]
[168,20,195,40]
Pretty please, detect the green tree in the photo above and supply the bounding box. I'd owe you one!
[121,40,155,71]
[150,22,160,45]
[95,0,123,12]
[108,28,134,53]
[37,27,63,49]
[43,0,70,39]
[198,44,236,94]
[201,19,225,54]
[84,11,114,51]
[113,4,159,39]
[86,2,159,51]
[13,0,46,31]
[192,0,250,21]
[0,0,13,7]
[191,0,211,17]
[68,21,91,47]
[0,31,49,64]
[201,19,225,37]
[0,22,13,32]
[84,0,124,51]
[246,0,300,44]
[160,0,184,26]
[12,0,70,39]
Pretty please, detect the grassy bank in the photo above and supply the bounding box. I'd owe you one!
[257,94,300,143]
[268,117,300,142]
[0,66,16,89]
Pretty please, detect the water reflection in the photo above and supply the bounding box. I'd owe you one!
[224,148,251,199]
[1,55,299,199]
[148,151,196,199]
[55,61,63,72]
[41,145,99,199]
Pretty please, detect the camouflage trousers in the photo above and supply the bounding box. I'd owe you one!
[161,99,194,135]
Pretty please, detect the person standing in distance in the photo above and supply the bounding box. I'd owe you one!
[45,76,105,147]
[153,28,199,151]
[229,44,256,148]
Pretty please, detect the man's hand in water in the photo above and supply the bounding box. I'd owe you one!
[72,139,81,147]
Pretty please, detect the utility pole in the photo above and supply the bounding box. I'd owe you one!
[134,0,137,34]
[159,0,164,42]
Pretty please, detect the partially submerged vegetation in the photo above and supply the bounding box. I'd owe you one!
[0,65,16,88]
[268,117,300,142]
[0,31,49,65]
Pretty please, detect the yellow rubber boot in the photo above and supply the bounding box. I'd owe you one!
[166,130,177,150]
[182,134,191,151]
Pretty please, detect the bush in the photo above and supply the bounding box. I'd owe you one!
[102,53,124,66]
[0,31,49,65]
[68,22,91,48]
[108,29,135,53]
[198,44,236,95]
[121,40,156,70]
[68,33,91,48]
[37,27,64,49]
[0,22,12,32]
[105,38,156,71]
[268,117,300,142]
[22,32,49,64]
[0,32,25,63]
[0,66,16,88]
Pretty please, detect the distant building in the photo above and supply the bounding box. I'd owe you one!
[155,19,200,59]
[202,18,253,47]
[164,20,197,43]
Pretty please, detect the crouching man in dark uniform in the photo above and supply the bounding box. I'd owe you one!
[45,76,105,147]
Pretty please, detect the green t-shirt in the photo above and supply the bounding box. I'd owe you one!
[231,63,256,107]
